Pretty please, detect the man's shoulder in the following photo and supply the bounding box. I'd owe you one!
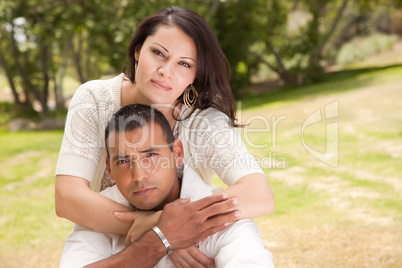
[101,185,132,208]
[180,166,218,201]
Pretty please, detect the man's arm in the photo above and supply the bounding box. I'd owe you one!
[85,194,240,268]
[85,230,166,268]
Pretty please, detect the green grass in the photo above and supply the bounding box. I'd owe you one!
[242,64,402,110]
[0,130,73,253]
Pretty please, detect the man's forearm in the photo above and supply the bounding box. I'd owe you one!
[85,230,167,268]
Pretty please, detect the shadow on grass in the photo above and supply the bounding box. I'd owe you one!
[241,64,402,110]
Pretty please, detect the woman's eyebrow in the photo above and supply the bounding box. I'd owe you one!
[153,43,195,62]
[153,43,169,52]
[181,56,196,62]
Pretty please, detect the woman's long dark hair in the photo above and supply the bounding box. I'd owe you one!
[126,6,239,127]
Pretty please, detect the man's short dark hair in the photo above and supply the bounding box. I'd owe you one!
[105,104,175,158]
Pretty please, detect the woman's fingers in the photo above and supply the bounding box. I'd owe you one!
[113,211,136,222]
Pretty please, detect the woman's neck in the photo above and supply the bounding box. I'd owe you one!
[121,80,181,131]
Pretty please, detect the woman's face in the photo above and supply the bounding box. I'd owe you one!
[134,25,197,107]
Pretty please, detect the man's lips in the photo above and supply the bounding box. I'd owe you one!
[134,188,155,196]
[151,80,171,91]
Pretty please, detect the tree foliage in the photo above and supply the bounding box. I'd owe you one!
[0,0,400,117]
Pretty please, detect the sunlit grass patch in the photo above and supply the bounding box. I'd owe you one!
[0,130,73,255]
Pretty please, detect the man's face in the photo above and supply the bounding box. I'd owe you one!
[106,123,182,211]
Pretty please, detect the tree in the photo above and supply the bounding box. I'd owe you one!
[0,0,72,116]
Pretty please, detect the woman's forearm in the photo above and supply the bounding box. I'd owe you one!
[55,175,133,235]
[218,173,275,219]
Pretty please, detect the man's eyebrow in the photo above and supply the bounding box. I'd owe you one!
[112,155,130,161]
[138,147,161,153]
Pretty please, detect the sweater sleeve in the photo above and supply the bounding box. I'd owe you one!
[177,108,263,186]
[55,78,117,184]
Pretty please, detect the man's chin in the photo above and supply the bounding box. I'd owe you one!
[133,202,159,211]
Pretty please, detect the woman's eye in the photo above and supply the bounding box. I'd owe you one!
[180,62,191,68]
[153,50,164,57]
[117,159,128,164]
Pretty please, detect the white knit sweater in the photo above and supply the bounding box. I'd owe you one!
[55,74,263,192]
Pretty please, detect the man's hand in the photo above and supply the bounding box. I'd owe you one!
[156,193,240,250]
[169,245,215,268]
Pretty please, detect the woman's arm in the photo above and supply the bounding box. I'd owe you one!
[179,109,275,219]
[55,175,134,235]
[218,173,275,219]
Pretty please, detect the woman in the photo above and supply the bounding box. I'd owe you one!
[56,6,274,267]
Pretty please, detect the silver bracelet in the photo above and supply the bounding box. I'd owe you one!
[152,226,173,255]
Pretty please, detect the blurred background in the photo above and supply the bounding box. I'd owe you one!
[0,0,401,267]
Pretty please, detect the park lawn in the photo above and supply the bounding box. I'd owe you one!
[0,65,401,267]
[0,130,74,266]
[212,64,402,267]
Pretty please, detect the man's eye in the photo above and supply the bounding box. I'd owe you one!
[147,153,157,157]
[117,159,128,164]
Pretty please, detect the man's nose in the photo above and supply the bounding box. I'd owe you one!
[131,160,149,181]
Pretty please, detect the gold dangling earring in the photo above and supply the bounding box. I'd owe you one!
[183,84,198,110]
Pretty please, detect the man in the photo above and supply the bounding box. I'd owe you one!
[60,104,274,267]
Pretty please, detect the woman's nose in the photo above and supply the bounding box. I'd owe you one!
[158,62,174,79]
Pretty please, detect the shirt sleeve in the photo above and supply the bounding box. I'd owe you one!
[59,186,127,267]
[179,108,264,186]
[59,224,114,268]
[55,80,112,183]
[199,219,274,268]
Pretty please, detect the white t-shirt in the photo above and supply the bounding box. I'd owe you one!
[59,167,274,268]
[55,74,263,192]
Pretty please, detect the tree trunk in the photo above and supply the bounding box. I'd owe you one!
[10,26,39,106]
[39,44,50,117]
[251,51,301,85]
[205,0,221,22]
[54,54,67,110]
[72,33,86,84]
[0,49,22,105]
[310,0,349,67]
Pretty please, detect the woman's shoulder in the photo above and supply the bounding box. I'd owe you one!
[182,106,230,123]
[76,74,122,94]
[176,106,233,138]
[70,74,123,104]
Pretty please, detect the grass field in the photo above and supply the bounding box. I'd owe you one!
[0,64,401,267]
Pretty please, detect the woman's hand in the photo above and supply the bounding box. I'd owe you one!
[219,173,275,219]
[169,245,215,268]
[114,210,162,245]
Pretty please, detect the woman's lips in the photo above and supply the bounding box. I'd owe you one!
[151,80,171,91]
[134,188,155,196]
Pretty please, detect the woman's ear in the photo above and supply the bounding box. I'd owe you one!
[134,47,141,62]
[172,138,184,167]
